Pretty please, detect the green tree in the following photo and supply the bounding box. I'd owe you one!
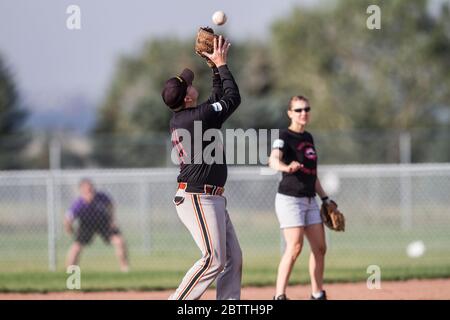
[92,0,450,167]
[0,55,29,169]
[270,0,450,162]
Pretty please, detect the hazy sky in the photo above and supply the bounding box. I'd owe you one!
[0,0,447,119]
[0,0,319,113]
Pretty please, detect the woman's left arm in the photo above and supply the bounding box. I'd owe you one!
[315,177,328,200]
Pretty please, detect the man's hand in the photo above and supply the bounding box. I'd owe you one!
[202,36,231,68]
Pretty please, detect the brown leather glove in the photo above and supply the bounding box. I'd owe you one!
[320,199,345,232]
[195,26,219,68]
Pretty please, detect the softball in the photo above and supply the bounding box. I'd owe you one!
[406,240,426,258]
[212,11,227,26]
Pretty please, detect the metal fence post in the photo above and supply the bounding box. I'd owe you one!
[399,131,412,230]
[46,176,57,271]
[140,178,151,253]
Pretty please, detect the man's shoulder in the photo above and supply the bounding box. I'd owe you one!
[173,105,206,121]
[95,192,112,203]
[176,103,218,125]
[70,197,84,213]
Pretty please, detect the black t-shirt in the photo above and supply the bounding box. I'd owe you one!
[170,65,241,192]
[272,129,317,197]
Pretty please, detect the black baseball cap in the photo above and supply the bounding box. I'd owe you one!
[161,68,194,111]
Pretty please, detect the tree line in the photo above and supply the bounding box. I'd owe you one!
[1,0,449,169]
[91,0,450,167]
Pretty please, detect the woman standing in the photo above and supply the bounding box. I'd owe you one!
[269,95,331,300]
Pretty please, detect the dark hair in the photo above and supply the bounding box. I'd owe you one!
[288,95,309,110]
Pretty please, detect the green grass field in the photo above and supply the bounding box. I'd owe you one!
[1,222,450,292]
[2,167,450,292]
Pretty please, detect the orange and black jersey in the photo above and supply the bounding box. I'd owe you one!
[273,129,318,198]
[170,65,241,192]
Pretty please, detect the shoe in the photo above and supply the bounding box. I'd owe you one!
[310,290,327,300]
[273,294,289,300]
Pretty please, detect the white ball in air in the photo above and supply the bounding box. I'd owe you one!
[212,11,227,26]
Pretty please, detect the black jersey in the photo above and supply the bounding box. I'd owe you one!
[170,65,241,193]
[272,129,318,197]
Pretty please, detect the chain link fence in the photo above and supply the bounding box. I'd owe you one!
[1,164,450,283]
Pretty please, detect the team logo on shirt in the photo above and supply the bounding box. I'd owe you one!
[304,147,317,160]
[297,142,317,161]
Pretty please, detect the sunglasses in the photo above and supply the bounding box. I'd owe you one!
[292,107,311,113]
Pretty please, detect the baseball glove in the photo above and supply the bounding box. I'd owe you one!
[195,26,218,68]
[320,200,345,232]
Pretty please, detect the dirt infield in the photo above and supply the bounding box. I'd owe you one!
[1,278,449,300]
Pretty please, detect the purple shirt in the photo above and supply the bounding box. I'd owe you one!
[66,192,112,220]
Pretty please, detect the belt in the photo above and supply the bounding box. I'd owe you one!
[178,182,224,196]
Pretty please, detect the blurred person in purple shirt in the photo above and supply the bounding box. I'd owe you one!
[64,178,129,272]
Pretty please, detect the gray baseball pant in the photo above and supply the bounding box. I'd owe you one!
[168,189,242,300]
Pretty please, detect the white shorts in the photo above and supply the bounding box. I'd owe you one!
[275,193,322,229]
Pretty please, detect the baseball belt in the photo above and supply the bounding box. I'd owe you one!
[178,182,224,196]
